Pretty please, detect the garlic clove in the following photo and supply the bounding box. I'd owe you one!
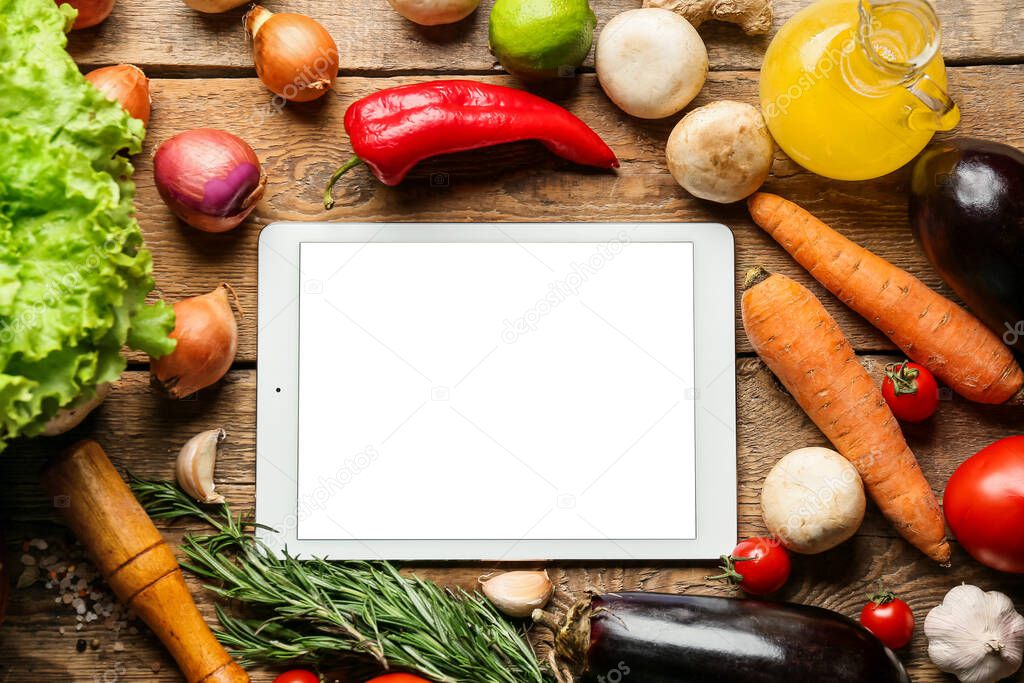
[479,570,553,618]
[176,428,227,504]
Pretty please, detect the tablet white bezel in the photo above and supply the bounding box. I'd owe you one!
[257,222,736,561]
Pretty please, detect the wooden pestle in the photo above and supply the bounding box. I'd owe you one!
[42,439,249,683]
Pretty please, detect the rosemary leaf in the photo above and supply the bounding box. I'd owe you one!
[130,479,552,683]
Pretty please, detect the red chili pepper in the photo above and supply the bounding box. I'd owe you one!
[323,79,619,208]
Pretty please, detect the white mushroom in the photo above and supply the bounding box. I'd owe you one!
[596,8,708,119]
[760,446,866,554]
[665,100,774,203]
[386,0,481,26]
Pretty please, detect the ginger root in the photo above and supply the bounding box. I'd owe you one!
[643,0,773,35]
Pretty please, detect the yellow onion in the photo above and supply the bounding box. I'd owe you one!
[151,284,239,398]
[60,0,115,29]
[245,6,339,102]
[183,0,248,13]
[154,129,266,233]
[85,64,151,127]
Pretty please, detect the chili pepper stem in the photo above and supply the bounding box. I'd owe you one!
[323,156,364,210]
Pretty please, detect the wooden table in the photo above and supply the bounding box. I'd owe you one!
[2,0,1023,680]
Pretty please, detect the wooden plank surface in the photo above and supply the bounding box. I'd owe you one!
[4,0,1023,680]
[1,360,1022,682]
[131,66,1024,363]
[66,0,1024,74]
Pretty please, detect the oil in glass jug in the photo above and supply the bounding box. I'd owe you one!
[760,0,960,180]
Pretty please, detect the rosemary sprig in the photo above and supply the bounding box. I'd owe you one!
[130,478,552,683]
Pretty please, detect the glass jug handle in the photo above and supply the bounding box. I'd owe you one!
[906,73,960,131]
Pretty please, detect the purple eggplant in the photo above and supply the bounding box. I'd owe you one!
[536,592,909,683]
[909,138,1024,352]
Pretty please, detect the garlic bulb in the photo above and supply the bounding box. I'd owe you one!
[176,428,227,504]
[925,584,1024,683]
[480,571,553,618]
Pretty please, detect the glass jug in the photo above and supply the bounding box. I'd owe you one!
[759,0,959,180]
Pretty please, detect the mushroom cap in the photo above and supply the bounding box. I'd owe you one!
[666,100,774,203]
[760,446,866,554]
[596,8,708,119]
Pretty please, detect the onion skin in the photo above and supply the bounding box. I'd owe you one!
[85,65,151,127]
[386,0,482,25]
[151,285,239,398]
[154,129,266,233]
[245,6,339,102]
[60,0,115,29]
[184,0,249,13]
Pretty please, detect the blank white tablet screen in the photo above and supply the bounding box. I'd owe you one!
[297,240,696,542]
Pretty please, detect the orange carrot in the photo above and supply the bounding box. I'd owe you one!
[742,267,950,564]
[748,192,1024,405]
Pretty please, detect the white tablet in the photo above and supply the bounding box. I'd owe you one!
[257,223,736,561]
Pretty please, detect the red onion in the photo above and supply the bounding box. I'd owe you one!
[154,129,266,233]
[151,284,239,398]
[86,64,151,127]
[60,0,115,29]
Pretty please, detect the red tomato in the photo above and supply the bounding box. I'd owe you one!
[273,672,319,683]
[711,537,791,595]
[881,361,939,422]
[860,591,914,650]
[944,436,1024,573]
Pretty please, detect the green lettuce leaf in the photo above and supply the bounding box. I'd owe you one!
[0,0,175,448]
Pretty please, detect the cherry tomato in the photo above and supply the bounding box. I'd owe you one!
[860,591,914,650]
[944,436,1024,573]
[273,671,319,683]
[881,361,939,422]
[710,537,791,595]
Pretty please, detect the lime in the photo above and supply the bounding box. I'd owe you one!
[489,0,596,79]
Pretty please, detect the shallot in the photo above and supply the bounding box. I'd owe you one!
[245,6,339,102]
[150,284,239,398]
[183,0,249,13]
[85,64,151,127]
